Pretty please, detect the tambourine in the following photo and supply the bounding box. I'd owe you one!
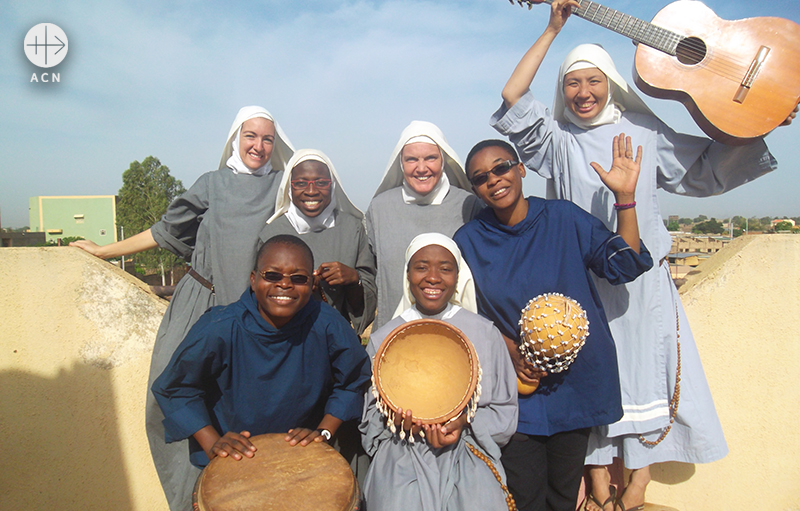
[371,319,481,437]
[193,433,359,511]
[516,293,589,394]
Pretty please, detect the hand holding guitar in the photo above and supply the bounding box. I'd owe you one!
[508,0,800,143]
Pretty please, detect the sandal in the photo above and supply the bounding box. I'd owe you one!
[615,486,644,511]
[584,485,615,511]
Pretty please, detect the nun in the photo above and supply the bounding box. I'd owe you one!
[365,121,483,331]
[72,106,294,511]
[360,232,517,511]
[263,148,377,335]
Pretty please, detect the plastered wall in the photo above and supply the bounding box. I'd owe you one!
[646,235,800,510]
[1,237,798,510]
[0,247,169,511]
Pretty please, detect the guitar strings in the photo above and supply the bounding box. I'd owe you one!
[536,0,782,89]
[580,4,767,86]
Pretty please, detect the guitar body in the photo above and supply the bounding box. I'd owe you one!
[633,1,800,144]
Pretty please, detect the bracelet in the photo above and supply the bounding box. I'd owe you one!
[316,428,332,442]
[614,201,636,210]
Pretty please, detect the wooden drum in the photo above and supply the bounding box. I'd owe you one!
[193,433,359,511]
[372,319,481,426]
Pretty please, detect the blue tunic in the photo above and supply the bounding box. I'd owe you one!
[152,289,371,468]
[492,91,756,465]
[454,197,652,436]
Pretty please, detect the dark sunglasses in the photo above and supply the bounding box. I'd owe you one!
[290,178,332,190]
[258,270,311,285]
[469,160,518,187]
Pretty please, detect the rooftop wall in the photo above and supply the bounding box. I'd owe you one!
[646,235,800,510]
[0,247,168,510]
[1,236,798,510]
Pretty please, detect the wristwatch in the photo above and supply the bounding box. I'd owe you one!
[316,428,332,442]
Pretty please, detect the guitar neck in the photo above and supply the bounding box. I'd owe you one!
[537,0,681,56]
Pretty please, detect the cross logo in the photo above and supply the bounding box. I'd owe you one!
[24,23,68,69]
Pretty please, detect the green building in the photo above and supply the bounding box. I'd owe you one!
[29,195,118,244]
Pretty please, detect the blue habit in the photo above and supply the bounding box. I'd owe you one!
[454,197,652,436]
[152,288,371,468]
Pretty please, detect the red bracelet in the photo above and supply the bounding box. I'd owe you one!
[614,201,636,210]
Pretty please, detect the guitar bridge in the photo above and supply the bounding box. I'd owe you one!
[733,46,770,104]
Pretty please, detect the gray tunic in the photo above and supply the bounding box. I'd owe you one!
[147,168,281,511]
[365,187,483,331]
[360,306,518,511]
[258,212,377,335]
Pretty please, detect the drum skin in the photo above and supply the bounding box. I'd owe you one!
[193,433,359,511]
[373,319,480,424]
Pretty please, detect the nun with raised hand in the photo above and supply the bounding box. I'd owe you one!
[488,1,788,508]
[71,106,294,511]
[360,232,517,511]
[365,121,483,332]
[263,148,377,335]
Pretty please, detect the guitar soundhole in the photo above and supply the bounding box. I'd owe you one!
[675,37,706,66]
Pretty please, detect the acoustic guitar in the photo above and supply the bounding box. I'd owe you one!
[510,0,800,144]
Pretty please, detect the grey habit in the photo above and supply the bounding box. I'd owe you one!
[147,168,282,510]
[365,187,483,331]
[361,305,518,511]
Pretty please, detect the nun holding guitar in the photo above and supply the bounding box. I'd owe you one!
[493,1,798,510]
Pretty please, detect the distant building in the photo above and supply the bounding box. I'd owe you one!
[29,196,118,244]
[771,218,796,229]
[1,231,46,247]
[670,235,730,256]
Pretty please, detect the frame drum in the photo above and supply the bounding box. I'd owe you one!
[193,433,359,511]
[373,319,480,425]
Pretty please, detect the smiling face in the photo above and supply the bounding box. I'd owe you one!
[290,160,333,218]
[401,142,444,195]
[563,67,609,121]
[407,244,458,316]
[467,144,526,225]
[250,243,313,328]
[238,117,276,171]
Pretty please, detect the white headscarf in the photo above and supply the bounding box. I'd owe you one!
[555,44,654,129]
[373,121,472,204]
[219,106,295,175]
[266,149,363,234]
[392,232,477,319]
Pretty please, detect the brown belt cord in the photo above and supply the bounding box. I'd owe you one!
[188,268,214,293]
[639,301,682,446]
[466,443,517,511]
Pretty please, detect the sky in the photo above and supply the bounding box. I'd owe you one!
[2,0,799,229]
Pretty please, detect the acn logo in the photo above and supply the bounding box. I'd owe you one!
[24,23,68,69]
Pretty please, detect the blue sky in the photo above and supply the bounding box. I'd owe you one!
[2,0,799,229]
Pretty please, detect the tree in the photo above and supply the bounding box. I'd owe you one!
[692,218,724,235]
[678,218,692,225]
[693,215,707,223]
[117,156,186,285]
[774,221,794,232]
[667,221,680,231]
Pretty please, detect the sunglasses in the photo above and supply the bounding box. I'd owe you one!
[258,270,311,285]
[469,160,518,187]
[290,178,332,190]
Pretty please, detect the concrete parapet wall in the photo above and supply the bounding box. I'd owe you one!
[647,235,800,510]
[0,247,169,511]
[1,236,798,510]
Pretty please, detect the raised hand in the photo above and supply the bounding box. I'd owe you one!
[590,133,642,202]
